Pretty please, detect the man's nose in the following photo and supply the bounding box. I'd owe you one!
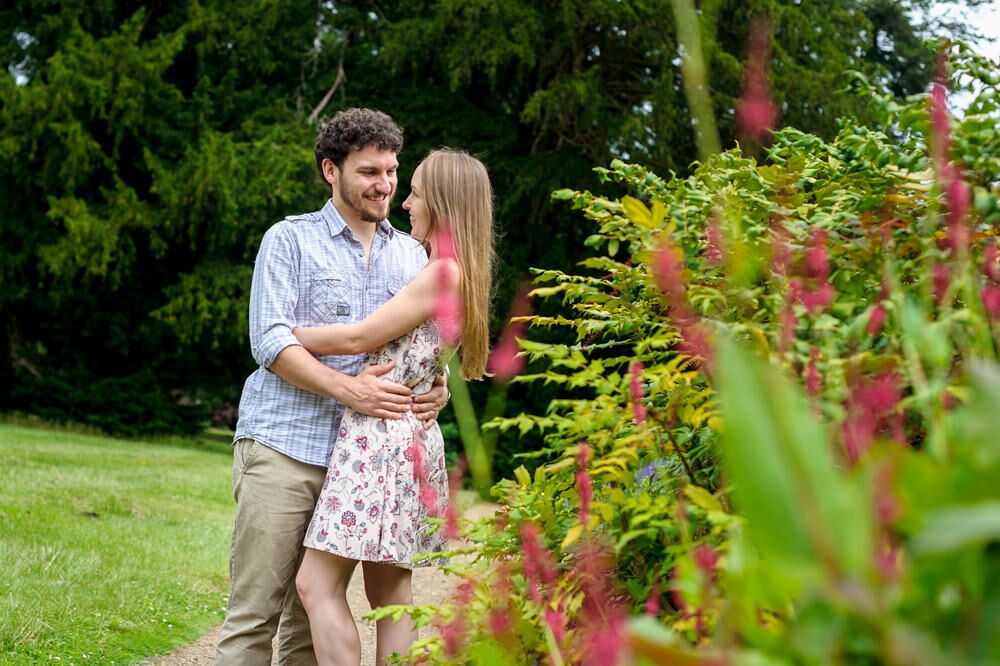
[374,175,391,193]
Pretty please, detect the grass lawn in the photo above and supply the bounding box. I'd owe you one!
[0,424,235,664]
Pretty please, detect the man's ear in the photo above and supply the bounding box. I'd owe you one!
[322,158,338,186]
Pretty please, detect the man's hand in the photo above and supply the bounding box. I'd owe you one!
[412,373,450,429]
[340,362,412,419]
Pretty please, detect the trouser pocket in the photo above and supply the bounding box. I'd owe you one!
[232,438,260,501]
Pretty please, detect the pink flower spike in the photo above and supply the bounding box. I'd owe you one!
[644,585,660,615]
[735,18,778,144]
[945,171,971,252]
[488,284,532,380]
[867,303,887,337]
[806,229,830,282]
[982,285,1000,321]
[544,606,566,643]
[488,609,511,639]
[432,229,462,345]
[780,301,797,352]
[440,616,466,658]
[487,323,524,380]
[582,611,628,666]
[653,241,687,306]
[799,282,834,313]
[933,264,950,303]
[706,222,723,264]
[693,543,720,577]
[805,348,821,397]
[630,361,647,424]
[930,60,951,164]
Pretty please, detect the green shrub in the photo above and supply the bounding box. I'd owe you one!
[384,45,1000,665]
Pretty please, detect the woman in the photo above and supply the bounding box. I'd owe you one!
[293,148,495,666]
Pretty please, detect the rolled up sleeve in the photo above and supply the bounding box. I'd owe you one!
[249,222,302,368]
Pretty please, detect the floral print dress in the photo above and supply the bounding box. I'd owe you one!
[303,320,449,566]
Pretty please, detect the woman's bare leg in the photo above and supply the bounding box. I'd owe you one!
[362,561,418,665]
[296,548,361,666]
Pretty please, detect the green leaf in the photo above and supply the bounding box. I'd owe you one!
[513,465,532,487]
[716,338,872,577]
[561,524,584,548]
[911,502,1000,554]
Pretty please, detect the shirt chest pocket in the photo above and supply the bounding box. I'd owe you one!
[309,273,351,323]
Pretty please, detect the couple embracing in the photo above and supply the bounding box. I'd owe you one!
[215,108,495,665]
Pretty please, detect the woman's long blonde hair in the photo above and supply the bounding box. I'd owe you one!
[418,148,495,380]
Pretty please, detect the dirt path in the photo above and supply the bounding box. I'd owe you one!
[143,502,495,666]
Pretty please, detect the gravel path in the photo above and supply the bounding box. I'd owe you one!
[143,502,495,666]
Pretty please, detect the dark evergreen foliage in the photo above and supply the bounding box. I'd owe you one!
[0,0,966,443]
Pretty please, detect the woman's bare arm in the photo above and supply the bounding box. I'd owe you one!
[293,258,460,355]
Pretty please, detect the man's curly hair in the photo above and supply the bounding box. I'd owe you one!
[315,108,404,183]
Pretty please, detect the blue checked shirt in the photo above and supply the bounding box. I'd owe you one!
[234,199,428,467]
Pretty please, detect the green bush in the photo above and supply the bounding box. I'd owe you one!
[7,369,209,437]
[385,45,1000,665]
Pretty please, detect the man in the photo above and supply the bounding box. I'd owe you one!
[216,108,448,665]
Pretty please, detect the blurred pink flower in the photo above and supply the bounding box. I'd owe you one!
[630,361,647,424]
[440,616,466,657]
[645,584,660,615]
[780,301,797,352]
[706,222,724,264]
[520,522,558,605]
[432,229,462,345]
[411,433,439,516]
[798,282,834,313]
[805,229,830,283]
[982,285,1000,321]
[488,285,532,380]
[929,67,971,254]
[488,609,511,639]
[930,68,951,164]
[693,543,720,577]
[544,606,567,643]
[735,19,778,144]
[842,372,903,464]
[582,611,628,666]
[943,166,970,252]
[653,241,687,306]
[677,319,715,370]
[867,303,887,337]
[805,348,821,397]
[933,264,950,303]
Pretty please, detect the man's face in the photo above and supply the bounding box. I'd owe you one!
[329,145,398,223]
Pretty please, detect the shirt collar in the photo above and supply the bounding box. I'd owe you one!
[321,199,396,240]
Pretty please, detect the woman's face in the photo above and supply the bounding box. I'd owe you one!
[402,165,431,242]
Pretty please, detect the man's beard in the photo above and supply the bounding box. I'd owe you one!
[339,181,393,223]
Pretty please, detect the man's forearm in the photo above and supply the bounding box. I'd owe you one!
[268,344,349,401]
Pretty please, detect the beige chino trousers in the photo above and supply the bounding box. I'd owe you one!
[215,439,327,665]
